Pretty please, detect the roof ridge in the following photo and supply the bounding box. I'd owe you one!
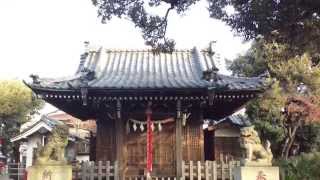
[75,47,197,74]
[94,48,194,53]
[28,43,266,92]
[103,48,192,54]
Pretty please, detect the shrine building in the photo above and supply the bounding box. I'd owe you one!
[25,45,267,178]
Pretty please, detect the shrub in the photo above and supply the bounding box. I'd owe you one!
[278,152,320,180]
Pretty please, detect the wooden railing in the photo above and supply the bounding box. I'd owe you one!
[73,161,240,180]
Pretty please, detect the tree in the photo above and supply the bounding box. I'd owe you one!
[92,0,200,52]
[281,96,320,158]
[0,80,43,156]
[91,0,320,54]
[226,39,267,77]
[246,80,286,157]
[229,41,320,159]
[209,1,320,51]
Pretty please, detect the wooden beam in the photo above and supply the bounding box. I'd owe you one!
[176,100,183,178]
[115,100,124,179]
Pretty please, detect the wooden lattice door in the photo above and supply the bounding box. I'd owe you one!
[182,123,204,161]
[126,122,175,176]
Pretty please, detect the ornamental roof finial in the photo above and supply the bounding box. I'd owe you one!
[84,41,90,52]
[30,74,40,84]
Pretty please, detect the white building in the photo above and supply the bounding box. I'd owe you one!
[10,114,93,167]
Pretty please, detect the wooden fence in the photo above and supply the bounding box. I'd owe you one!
[73,161,119,180]
[73,161,240,180]
[182,161,240,180]
[124,176,176,180]
[7,162,26,180]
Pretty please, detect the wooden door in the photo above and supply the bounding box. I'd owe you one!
[214,137,241,162]
[182,123,204,161]
[125,123,175,176]
[95,119,116,161]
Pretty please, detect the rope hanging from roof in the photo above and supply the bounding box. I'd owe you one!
[126,117,174,133]
[126,112,191,134]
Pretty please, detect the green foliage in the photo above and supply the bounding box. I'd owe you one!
[0,80,43,155]
[228,42,287,155]
[209,0,320,58]
[92,0,200,52]
[229,40,320,157]
[91,0,320,54]
[227,40,267,77]
[265,44,320,94]
[247,81,286,155]
[0,80,43,122]
[278,152,320,180]
[296,124,320,153]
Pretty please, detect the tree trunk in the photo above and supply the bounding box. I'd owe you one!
[284,134,296,159]
[281,125,299,159]
[281,138,290,158]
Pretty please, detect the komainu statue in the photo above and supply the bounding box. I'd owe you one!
[239,126,273,166]
[35,122,69,165]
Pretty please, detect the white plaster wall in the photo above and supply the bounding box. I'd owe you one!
[25,134,43,168]
[19,142,27,164]
[215,128,240,137]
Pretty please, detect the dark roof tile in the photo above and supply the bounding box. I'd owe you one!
[28,47,266,91]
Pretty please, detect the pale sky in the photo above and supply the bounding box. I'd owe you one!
[0,0,252,114]
[0,0,250,81]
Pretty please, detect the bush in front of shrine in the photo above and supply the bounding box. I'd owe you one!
[277,152,320,180]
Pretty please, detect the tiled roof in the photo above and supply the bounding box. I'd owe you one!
[209,114,251,127]
[48,113,96,132]
[20,115,63,135]
[10,115,61,142]
[11,115,92,142]
[27,47,266,91]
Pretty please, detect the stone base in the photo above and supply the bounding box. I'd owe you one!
[0,175,10,180]
[240,159,272,167]
[233,166,279,180]
[27,165,72,180]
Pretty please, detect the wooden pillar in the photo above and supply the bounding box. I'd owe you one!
[95,118,116,161]
[176,100,183,178]
[115,100,124,179]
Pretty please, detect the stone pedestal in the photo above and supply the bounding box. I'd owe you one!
[233,166,279,180]
[0,175,10,180]
[27,165,72,180]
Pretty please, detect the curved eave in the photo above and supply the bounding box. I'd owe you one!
[25,82,265,95]
[24,78,266,121]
